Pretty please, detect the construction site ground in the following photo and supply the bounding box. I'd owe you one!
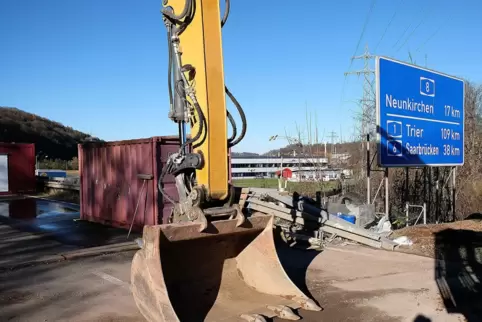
[1,242,478,322]
[0,196,480,321]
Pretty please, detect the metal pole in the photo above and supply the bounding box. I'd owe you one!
[385,168,389,217]
[405,202,409,227]
[278,152,282,190]
[428,167,432,222]
[128,179,147,239]
[405,167,409,206]
[423,167,427,216]
[366,134,371,204]
[423,202,427,224]
[452,166,456,221]
[435,167,440,222]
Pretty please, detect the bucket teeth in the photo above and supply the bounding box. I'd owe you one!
[292,296,323,312]
[267,305,300,320]
[189,206,208,232]
[240,313,267,322]
[233,204,246,227]
[134,238,143,249]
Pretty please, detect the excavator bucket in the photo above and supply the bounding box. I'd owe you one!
[130,214,321,322]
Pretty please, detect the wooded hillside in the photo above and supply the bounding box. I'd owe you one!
[0,107,101,160]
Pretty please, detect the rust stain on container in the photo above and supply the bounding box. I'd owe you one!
[0,143,36,195]
[79,136,180,232]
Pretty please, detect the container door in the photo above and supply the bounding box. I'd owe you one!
[0,154,8,192]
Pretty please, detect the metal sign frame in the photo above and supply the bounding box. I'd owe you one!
[375,56,465,167]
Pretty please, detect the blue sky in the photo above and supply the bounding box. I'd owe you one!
[1,0,481,154]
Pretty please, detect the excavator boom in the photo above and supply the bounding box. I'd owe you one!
[130,1,323,321]
[166,0,229,200]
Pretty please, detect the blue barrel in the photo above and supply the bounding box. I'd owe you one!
[336,213,356,224]
[36,169,67,178]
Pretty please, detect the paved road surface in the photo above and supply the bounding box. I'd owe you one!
[0,251,142,322]
[0,244,470,322]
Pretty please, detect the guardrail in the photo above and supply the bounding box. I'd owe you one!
[37,177,80,191]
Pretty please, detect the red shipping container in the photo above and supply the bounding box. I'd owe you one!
[79,136,181,232]
[0,143,36,196]
[79,136,234,233]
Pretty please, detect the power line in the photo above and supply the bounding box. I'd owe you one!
[339,0,377,122]
[416,26,441,53]
[393,21,412,49]
[347,0,377,71]
[395,7,432,54]
[374,0,404,52]
[415,7,451,54]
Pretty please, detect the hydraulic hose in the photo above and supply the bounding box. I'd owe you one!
[162,0,192,22]
[227,109,237,143]
[221,0,247,148]
[167,28,173,111]
[221,0,230,27]
[226,86,247,147]
[188,102,207,150]
[158,159,176,205]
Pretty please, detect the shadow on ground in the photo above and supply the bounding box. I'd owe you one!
[435,226,482,322]
[413,315,432,321]
[274,231,319,301]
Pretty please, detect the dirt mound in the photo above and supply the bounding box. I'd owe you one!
[391,219,482,258]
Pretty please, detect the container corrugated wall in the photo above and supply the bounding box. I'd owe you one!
[0,143,36,195]
[79,136,233,232]
[79,136,180,232]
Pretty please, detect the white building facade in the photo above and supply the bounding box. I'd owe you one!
[231,156,329,179]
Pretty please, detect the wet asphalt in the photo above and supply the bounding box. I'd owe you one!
[0,197,139,248]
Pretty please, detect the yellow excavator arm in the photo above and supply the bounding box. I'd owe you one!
[164,0,230,200]
[156,0,248,229]
[130,1,322,321]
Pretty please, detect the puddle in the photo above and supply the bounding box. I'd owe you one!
[0,198,79,220]
[0,197,137,248]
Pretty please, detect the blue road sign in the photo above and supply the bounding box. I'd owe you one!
[376,56,465,167]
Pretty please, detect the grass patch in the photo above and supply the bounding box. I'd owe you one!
[66,170,79,177]
[233,178,280,189]
[232,178,341,197]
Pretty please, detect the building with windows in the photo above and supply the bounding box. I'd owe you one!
[231,156,329,179]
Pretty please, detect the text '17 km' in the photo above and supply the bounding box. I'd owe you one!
[444,105,461,118]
